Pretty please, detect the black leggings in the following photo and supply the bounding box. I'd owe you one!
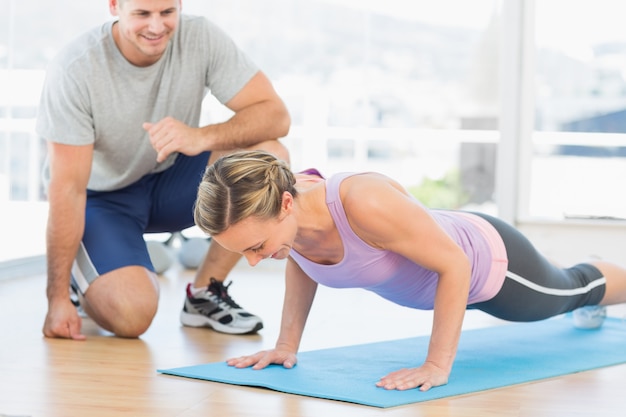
[468,212,606,322]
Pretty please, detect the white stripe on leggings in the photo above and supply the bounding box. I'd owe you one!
[505,271,606,296]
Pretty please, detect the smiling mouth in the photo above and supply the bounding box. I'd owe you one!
[142,33,166,42]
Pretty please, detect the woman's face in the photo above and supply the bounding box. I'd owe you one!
[213,202,297,267]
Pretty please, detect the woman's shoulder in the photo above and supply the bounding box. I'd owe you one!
[339,172,407,214]
[340,172,402,194]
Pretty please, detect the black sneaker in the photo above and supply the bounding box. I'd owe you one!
[180,278,263,334]
[70,281,88,318]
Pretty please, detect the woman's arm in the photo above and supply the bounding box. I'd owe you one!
[341,173,471,391]
[274,258,319,355]
[227,258,318,369]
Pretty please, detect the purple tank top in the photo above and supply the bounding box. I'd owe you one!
[289,172,504,309]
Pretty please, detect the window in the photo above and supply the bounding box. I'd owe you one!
[192,0,500,211]
[1,2,109,263]
[528,0,626,220]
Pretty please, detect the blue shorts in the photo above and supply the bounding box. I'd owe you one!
[72,152,210,288]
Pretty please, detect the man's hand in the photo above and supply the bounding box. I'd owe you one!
[143,117,206,162]
[42,298,86,341]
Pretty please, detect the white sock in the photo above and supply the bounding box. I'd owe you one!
[189,285,208,297]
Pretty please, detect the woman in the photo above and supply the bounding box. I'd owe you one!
[193,150,626,392]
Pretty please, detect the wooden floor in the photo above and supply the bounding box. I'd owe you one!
[1,259,626,417]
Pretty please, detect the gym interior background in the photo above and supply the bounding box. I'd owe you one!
[2,0,626,278]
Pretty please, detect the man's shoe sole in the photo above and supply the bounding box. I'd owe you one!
[180,311,263,334]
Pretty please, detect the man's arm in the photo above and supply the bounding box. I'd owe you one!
[145,71,291,162]
[42,142,93,340]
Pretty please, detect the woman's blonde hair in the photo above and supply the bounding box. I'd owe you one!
[194,150,297,236]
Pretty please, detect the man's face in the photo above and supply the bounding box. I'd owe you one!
[110,0,181,67]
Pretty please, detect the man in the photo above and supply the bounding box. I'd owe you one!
[37,0,290,340]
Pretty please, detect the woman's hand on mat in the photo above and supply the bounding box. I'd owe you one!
[42,300,86,341]
[226,349,298,370]
[375,362,449,391]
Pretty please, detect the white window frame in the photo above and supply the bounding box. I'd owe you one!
[500,0,626,267]
[497,0,535,225]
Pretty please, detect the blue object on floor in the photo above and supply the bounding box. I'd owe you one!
[158,317,626,408]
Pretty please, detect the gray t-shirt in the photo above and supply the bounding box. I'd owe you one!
[37,15,258,191]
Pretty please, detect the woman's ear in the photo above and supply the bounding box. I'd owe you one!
[280,191,294,218]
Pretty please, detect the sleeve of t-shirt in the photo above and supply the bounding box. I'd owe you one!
[198,18,259,105]
[35,53,95,146]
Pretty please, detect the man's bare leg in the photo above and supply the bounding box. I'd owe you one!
[81,266,159,338]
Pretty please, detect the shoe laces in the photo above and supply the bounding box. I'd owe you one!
[208,278,242,309]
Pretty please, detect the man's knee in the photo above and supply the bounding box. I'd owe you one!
[210,140,290,166]
[107,299,158,338]
[252,139,290,164]
[84,291,158,338]
[267,140,290,162]
[83,267,160,338]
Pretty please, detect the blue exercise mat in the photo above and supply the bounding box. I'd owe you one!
[158,317,626,408]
